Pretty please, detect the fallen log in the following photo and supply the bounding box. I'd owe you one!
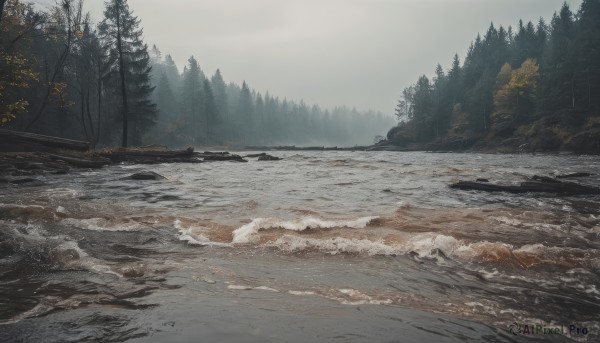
[244,153,267,158]
[47,153,111,168]
[202,154,247,162]
[98,147,195,161]
[203,155,247,162]
[450,181,529,193]
[531,175,561,183]
[0,129,90,152]
[450,179,600,195]
[195,151,230,158]
[557,172,594,179]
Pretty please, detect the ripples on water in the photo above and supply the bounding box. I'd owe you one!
[1,151,599,342]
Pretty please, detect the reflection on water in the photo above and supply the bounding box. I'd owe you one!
[1,151,599,342]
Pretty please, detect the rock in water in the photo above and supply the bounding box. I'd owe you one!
[258,154,281,161]
[126,171,166,181]
[8,178,45,186]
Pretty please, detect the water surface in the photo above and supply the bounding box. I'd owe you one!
[1,151,599,342]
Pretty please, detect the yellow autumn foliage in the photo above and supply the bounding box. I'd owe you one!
[0,0,40,126]
[492,58,539,125]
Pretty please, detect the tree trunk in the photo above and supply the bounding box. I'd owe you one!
[0,129,90,151]
[96,61,102,146]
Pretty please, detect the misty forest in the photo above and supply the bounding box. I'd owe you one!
[388,0,600,154]
[0,0,394,148]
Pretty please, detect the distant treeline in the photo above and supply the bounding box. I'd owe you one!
[0,0,394,148]
[150,51,394,148]
[388,0,600,151]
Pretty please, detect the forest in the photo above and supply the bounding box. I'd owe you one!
[387,0,600,153]
[0,0,394,148]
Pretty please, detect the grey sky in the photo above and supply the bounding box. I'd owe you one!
[35,0,583,114]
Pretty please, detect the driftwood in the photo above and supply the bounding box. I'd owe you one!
[95,147,202,164]
[202,154,247,162]
[244,153,266,158]
[98,147,195,161]
[247,145,356,151]
[557,172,594,179]
[451,175,600,196]
[195,151,230,158]
[47,153,110,168]
[0,129,90,152]
[243,152,282,160]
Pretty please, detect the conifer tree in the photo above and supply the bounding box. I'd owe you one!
[99,0,156,147]
[203,79,218,142]
[237,81,254,144]
[181,56,204,143]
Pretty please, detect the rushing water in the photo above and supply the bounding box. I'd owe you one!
[1,151,599,342]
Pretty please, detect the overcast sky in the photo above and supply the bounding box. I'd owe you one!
[34,0,583,114]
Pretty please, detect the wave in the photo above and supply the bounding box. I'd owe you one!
[261,229,598,269]
[174,220,232,247]
[231,216,378,244]
[62,217,145,232]
[2,223,119,276]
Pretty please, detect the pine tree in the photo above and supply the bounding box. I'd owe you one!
[576,0,600,111]
[155,71,176,124]
[203,79,218,142]
[181,55,204,144]
[210,69,228,139]
[99,0,157,147]
[163,54,181,95]
[237,81,253,144]
[539,3,575,111]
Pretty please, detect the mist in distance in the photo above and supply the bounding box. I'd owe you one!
[33,0,582,114]
[14,0,584,148]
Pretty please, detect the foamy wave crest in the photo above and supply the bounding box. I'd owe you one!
[268,233,464,257]
[6,224,120,277]
[52,241,120,276]
[334,288,393,306]
[62,218,144,232]
[268,236,399,255]
[232,216,377,244]
[407,234,464,258]
[174,220,232,247]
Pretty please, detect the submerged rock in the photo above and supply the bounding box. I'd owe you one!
[8,178,45,186]
[125,171,166,181]
[258,154,281,161]
[120,264,146,278]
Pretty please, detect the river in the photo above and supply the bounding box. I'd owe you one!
[1,151,599,342]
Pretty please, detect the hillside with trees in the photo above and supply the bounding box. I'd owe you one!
[387,0,600,154]
[0,0,394,148]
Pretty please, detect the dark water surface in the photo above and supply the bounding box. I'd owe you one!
[1,151,599,342]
